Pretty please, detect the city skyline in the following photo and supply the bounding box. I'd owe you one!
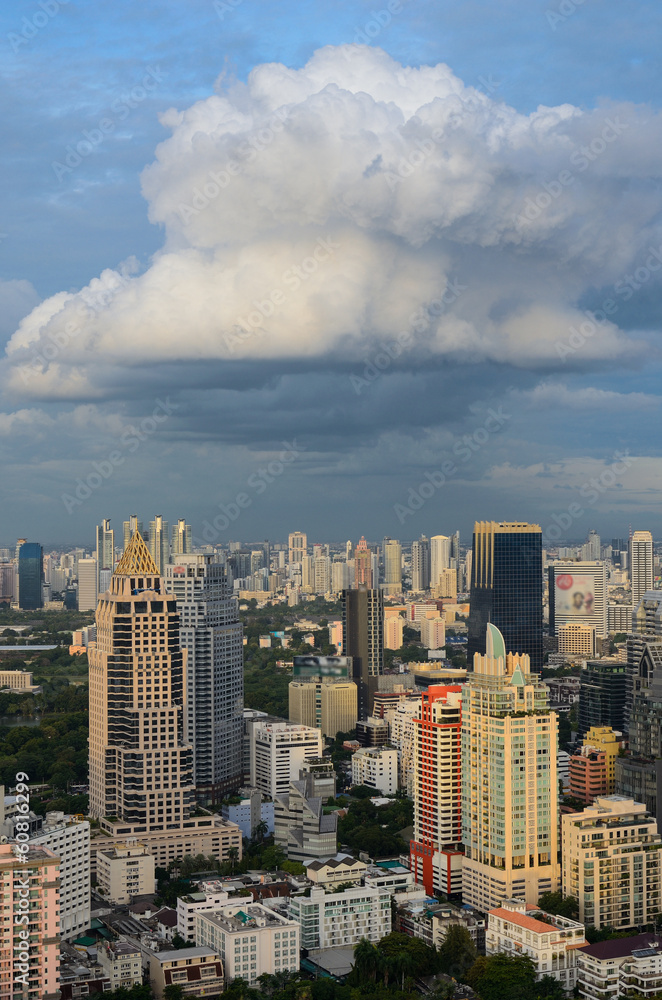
[1,2,662,541]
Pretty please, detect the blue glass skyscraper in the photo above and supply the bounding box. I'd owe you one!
[18,541,43,610]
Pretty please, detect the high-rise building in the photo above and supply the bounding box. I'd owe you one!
[288,657,357,737]
[123,514,144,550]
[625,591,662,729]
[461,624,559,911]
[562,796,662,930]
[578,660,626,737]
[171,519,192,557]
[630,531,654,607]
[88,531,196,832]
[29,812,90,942]
[288,532,307,564]
[0,841,60,999]
[331,556,350,594]
[18,541,43,610]
[384,615,404,650]
[383,539,402,594]
[96,518,115,590]
[354,536,373,588]
[342,586,384,719]
[409,685,463,896]
[149,515,170,572]
[77,556,98,611]
[411,536,430,592]
[549,561,607,638]
[165,553,244,805]
[582,529,601,561]
[467,521,543,669]
[313,555,331,595]
[250,722,323,798]
[430,535,451,591]
[420,616,446,649]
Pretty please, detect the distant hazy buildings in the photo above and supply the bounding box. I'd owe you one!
[149,515,170,572]
[288,531,307,564]
[468,521,543,669]
[96,518,115,590]
[411,535,430,592]
[77,556,98,611]
[171,518,192,556]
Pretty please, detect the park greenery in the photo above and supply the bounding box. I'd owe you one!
[338,792,412,858]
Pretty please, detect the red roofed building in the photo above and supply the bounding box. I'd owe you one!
[487,898,587,993]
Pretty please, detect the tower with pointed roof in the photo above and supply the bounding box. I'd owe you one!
[461,624,559,911]
[88,531,195,831]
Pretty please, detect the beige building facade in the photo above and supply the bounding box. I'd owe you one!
[97,842,156,904]
[196,903,300,984]
[288,678,357,737]
[562,795,662,930]
[462,625,559,911]
[487,899,586,992]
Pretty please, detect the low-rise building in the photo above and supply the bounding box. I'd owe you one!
[351,746,398,794]
[177,882,232,942]
[220,788,274,840]
[290,884,391,950]
[195,903,300,984]
[149,946,224,999]
[97,939,143,990]
[569,748,608,804]
[576,933,662,1000]
[562,795,662,930]
[306,854,367,887]
[96,841,156,905]
[487,899,587,993]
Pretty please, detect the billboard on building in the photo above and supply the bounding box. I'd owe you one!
[554,573,595,616]
[293,655,351,678]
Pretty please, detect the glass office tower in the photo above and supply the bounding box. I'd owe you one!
[18,542,43,610]
[467,521,543,669]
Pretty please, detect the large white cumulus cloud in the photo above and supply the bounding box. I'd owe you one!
[4,44,662,399]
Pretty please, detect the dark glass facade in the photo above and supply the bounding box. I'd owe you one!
[18,542,43,610]
[342,586,384,719]
[577,660,626,737]
[467,524,543,668]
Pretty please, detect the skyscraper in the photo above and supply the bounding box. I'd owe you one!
[288,532,307,564]
[411,536,430,592]
[461,624,559,910]
[467,521,543,669]
[149,515,170,572]
[18,541,43,610]
[88,532,196,832]
[171,518,192,557]
[96,518,115,590]
[383,538,402,594]
[77,556,98,611]
[123,514,144,550]
[164,553,244,805]
[578,660,626,737]
[629,531,654,607]
[342,586,384,719]
[430,535,451,591]
[549,560,608,638]
[581,529,601,561]
[409,685,463,896]
[354,536,373,588]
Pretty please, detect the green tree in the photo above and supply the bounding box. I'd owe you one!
[537,891,579,920]
[164,987,185,1000]
[437,924,476,980]
[534,975,567,1000]
[467,953,537,1000]
[353,938,380,982]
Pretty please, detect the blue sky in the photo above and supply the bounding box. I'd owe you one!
[1,0,662,546]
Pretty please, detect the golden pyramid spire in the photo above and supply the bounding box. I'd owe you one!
[115,530,160,576]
